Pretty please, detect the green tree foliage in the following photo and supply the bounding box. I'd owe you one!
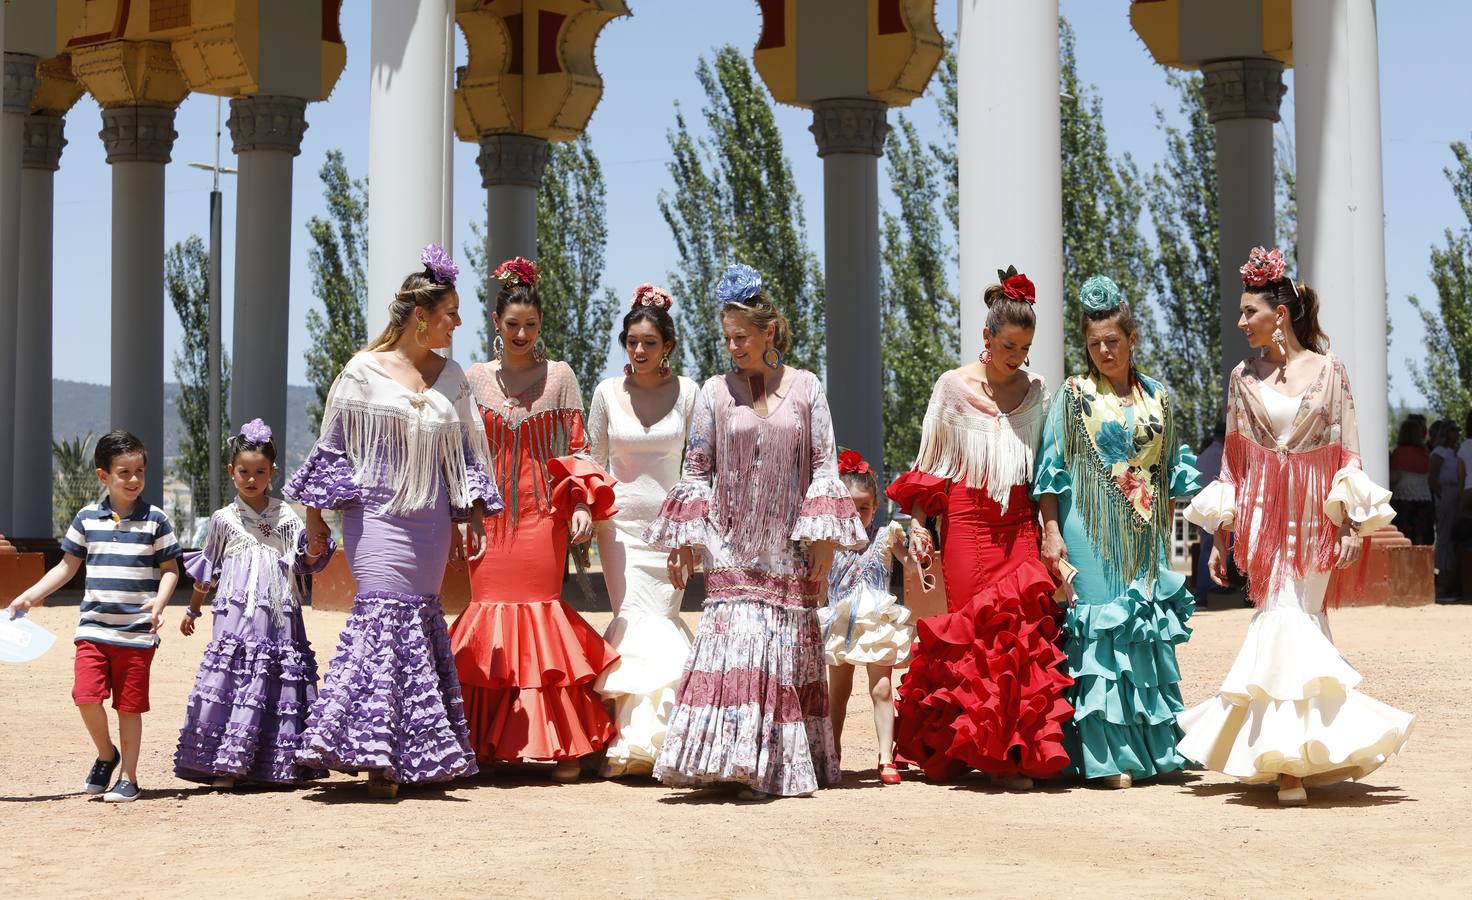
[304,150,369,432]
[1409,138,1472,428]
[166,235,232,517]
[1059,18,1154,376]
[1142,73,1223,447]
[51,433,96,538]
[880,116,959,474]
[659,46,826,379]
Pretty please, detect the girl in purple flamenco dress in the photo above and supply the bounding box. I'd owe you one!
[175,420,335,788]
[284,246,504,798]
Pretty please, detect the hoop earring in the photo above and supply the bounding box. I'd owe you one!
[533,338,547,363]
[415,320,430,349]
[493,334,505,360]
[659,355,672,377]
[623,363,634,377]
[1024,355,1031,367]
[1272,317,1287,355]
[979,349,992,366]
[762,346,783,370]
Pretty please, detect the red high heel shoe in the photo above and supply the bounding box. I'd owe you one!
[878,758,902,785]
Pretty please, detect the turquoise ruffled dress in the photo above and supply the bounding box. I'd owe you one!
[1033,374,1201,780]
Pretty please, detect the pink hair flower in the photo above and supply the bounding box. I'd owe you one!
[631,283,674,310]
[1239,246,1287,287]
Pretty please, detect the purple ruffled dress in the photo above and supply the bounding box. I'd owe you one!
[284,353,502,784]
[174,498,335,784]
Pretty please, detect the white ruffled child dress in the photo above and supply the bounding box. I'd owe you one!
[818,521,914,667]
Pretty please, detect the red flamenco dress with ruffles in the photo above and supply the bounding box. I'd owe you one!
[450,360,621,763]
[888,369,1073,781]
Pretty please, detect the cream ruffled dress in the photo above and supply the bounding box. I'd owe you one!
[818,521,914,667]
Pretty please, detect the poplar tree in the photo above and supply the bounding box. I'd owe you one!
[166,235,231,517]
[304,150,369,432]
[1410,137,1472,428]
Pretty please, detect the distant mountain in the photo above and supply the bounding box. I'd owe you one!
[51,380,315,471]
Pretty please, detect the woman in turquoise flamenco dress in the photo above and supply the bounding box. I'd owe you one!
[1034,276,1201,788]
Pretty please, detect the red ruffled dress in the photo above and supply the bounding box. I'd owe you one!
[888,369,1073,781]
[450,360,621,763]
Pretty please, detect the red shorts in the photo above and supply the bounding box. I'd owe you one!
[72,641,157,713]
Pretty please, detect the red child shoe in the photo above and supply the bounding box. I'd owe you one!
[878,759,902,785]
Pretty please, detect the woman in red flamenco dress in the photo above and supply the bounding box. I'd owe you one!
[450,258,620,782]
[888,268,1073,789]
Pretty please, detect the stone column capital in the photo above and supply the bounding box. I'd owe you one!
[22,115,67,171]
[228,95,310,156]
[99,106,179,165]
[4,52,41,114]
[810,97,890,158]
[1201,57,1286,124]
[477,133,551,188]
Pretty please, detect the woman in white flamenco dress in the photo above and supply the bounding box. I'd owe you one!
[1180,248,1414,806]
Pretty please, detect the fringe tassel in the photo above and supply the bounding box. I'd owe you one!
[483,407,579,539]
[914,399,1041,512]
[1060,385,1176,598]
[213,518,302,627]
[713,405,810,562]
[329,399,484,516]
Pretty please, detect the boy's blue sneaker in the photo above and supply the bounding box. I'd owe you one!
[103,779,141,803]
[84,748,120,794]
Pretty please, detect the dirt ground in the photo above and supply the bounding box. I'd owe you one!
[1,600,1467,899]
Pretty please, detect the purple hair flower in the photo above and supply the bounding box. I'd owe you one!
[421,243,459,285]
[240,418,273,444]
[716,263,762,306]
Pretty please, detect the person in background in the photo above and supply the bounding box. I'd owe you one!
[1389,414,1434,546]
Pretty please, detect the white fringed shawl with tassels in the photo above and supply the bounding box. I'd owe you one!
[319,353,492,515]
[911,369,1049,511]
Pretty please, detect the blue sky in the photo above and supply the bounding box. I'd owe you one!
[46,0,1472,407]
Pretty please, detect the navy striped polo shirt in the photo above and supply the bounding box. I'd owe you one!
[61,497,182,649]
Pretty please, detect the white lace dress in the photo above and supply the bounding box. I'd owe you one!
[587,376,700,776]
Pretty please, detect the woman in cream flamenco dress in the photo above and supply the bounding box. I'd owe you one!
[1180,247,1414,806]
[587,284,700,777]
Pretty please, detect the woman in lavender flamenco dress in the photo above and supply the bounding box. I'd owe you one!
[285,245,503,798]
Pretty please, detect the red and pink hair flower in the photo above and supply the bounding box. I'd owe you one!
[493,256,539,288]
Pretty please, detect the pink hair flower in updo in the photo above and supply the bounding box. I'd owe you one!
[494,256,539,288]
[631,283,674,310]
[420,244,459,284]
[1239,246,1287,287]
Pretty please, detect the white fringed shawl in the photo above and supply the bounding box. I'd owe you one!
[911,369,1049,510]
[199,498,306,626]
[320,353,493,515]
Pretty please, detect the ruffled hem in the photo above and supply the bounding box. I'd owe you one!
[1030,454,1071,499]
[791,477,868,550]
[175,720,326,784]
[1178,689,1414,786]
[886,471,950,519]
[451,456,505,522]
[1324,466,1396,534]
[296,591,477,784]
[182,549,218,585]
[818,584,914,667]
[601,683,679,777]
[548,456,619,521]
[1170,444,1202,500]
[1063,568,1193,779]
[1185,479,1236,533]
[894,558,1074,780]
[461,681,615,761]
[450,598,619,690]
[1214,607,1363,701]
[596,613,693,697]
[283,445,361,510]
[644,481,715,551]
[656,712,837,797]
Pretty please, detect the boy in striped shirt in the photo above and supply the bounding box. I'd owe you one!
[6,430,181,802]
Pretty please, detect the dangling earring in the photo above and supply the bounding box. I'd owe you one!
[1272,317,1287,356]
[979,348,992,366]
[533,337,547,363]
[493,334,505,360]
[1024,355,1031,367]
[623,363,634,377]
[659,355,672,378]
[762,346,783,370]
[415,320,430,349]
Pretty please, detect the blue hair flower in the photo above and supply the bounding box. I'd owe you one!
[1079,274,1121,313]
[716,263,763,305]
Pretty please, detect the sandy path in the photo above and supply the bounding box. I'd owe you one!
[1,602,1467,898]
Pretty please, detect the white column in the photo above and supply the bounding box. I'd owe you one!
[0,52,38,533]
[1293,0,1389,484]
[13,114,64,538]
[478,133,548,268]
[811,97,887,472]
[101,105,178,508]
[228,95,308,464]
[1201,58,1285,394]
[367,0,454,338]
[956,0,1063,386]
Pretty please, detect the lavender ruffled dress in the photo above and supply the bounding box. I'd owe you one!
[174,497,334,784]
[285,353,503,784]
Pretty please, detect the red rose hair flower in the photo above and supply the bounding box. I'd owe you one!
[837,449,871,476]
[996,265,1036,305]
[493,256,539,287]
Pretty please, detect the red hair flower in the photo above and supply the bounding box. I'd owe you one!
[493,256,539,287]
[837,449,870,476]
[997,265,1036,304]
[631,283,674,310]
[1239,246,1287,287]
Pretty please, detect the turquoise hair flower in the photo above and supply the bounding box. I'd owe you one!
[1079,274,1121,313]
